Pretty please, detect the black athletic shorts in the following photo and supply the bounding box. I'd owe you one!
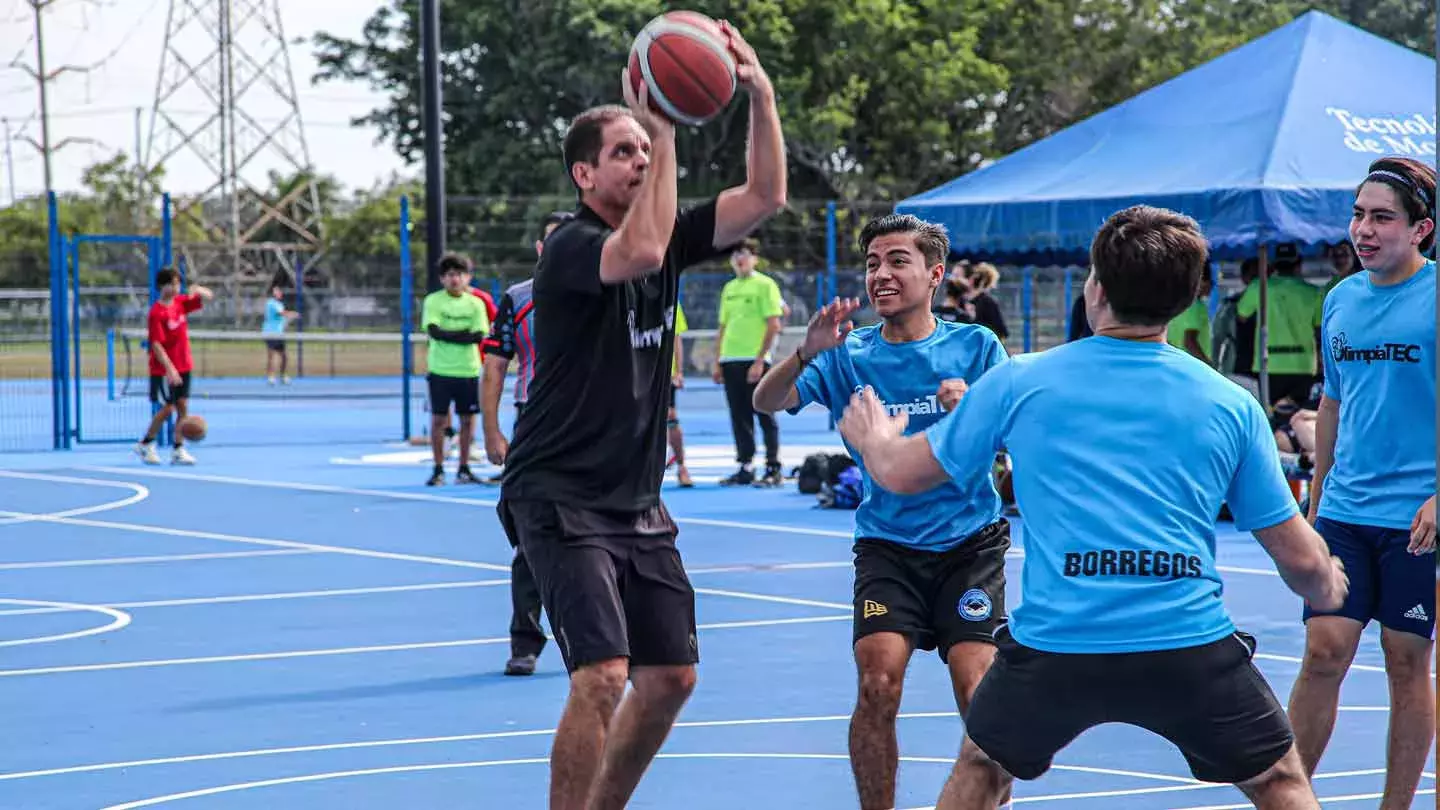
[264,339,286,353]
[148,371,192,405]
[966,625,1294,784]
[427,373,479,416]
[496,498,698,673]
[853,519,1010,661]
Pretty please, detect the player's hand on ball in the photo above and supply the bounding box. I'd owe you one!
[937,378,969,411]
[719,21,771,98]
[801,297,860,360]
[620,67,674,139]
[840,385,907,452]
[1409,495,1436,555]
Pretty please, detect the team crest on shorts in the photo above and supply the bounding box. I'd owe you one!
[958,589,992,622]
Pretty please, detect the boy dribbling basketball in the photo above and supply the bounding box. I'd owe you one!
[135,267,213,465]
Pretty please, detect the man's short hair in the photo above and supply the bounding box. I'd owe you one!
[858,214,950,268]
[1089,205,1208,327]
[155,268,180,287]
[562,105,634,191]
[438,252,473,275]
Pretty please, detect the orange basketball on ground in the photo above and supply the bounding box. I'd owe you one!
[178,414,207,442]
[627,11,737,127]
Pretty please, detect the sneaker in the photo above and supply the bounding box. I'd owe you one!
[171,447,196,465]
[425,468,445,487]
[756,464,783,488]
[505,654,538,676]
[135,441,161,465]
[455,467,480,485]
[266,375,277,386]
[719,466,754,486]
[676,465,694,488]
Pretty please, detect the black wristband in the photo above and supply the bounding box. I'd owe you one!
[795,345,811,366]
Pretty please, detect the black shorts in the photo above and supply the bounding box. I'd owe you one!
[967,625,1294,784]
[148,372,192,405]
[427,373,479,416]
[496,498,698,673]
[853,520,1010,661]
[264,339,286,353]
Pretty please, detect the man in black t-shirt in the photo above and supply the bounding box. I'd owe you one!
[496,21,787,810]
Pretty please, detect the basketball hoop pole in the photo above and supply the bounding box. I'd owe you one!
[1257,243,1270,409]
[420,0,445,294]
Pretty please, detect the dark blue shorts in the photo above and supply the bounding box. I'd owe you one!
[1303,517,1435,640]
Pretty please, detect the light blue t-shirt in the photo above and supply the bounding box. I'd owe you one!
[789,320,1007,550]
[262,299,286,334]
[924,337,1299,654]
[1319,261,1436,530]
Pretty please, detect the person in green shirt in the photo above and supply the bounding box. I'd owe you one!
[1235,244,1324,406]
[422,252,491,486]
[667,302,694,487]
[712,238,785,486]
[1167,272,1212,364]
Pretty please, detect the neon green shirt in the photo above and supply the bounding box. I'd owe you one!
[1167,299,1211,362]
[718,273,783,361]
[422,289,490,377]
[672,302,688,377]
[1236,275,1323,375]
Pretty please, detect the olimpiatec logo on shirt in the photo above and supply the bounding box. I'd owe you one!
[850,385,943,416]
[1329,331,1422,365]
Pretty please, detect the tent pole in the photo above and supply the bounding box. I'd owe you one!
[1257,244,1270,409]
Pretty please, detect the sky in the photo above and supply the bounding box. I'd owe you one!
[0,0,409,202]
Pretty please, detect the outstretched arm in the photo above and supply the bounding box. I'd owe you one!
[712,22,786,248]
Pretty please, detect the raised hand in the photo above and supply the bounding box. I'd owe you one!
[801,297,862,361]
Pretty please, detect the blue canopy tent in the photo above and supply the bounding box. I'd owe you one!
[897,10,1436,403]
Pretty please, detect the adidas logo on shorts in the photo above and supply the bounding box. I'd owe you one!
[1404,604,1429,621]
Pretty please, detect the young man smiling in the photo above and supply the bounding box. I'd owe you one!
[753,213,1009,810]
[1287,156,1436,810]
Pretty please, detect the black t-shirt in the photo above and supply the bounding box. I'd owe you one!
[500,199,729,512]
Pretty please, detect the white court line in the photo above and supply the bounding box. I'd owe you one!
[0,598,132,648]
[1169,788,1437,810]
[0,708,1400,785]
[693,587,850,611]
[0,580,513,617]
[0,549,317,571]
[1254,652,1396,676]
[0,614,852,678]
[96,754,1210,810]
[0,471,149,526]
[0,512,511,574]
[686,561,854,574]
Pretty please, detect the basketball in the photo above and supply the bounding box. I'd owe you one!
[178,414,207,442]
[627,11,737,127]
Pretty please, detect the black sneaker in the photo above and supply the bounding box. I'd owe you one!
[719,466,754,486]
[756,464,783,488]
[425,467,445,486]
[505,653,538,676]
[455,467,479,484]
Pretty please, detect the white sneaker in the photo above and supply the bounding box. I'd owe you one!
[171,447,196,465]
[267,375,277,386]
[135,442,161,465]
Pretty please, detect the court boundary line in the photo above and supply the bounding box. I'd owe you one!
[0,549,318,571]
[0,614,853,678]
[0,710,1416,785]
[0,579,515,616]
[0,598,132,648]
[0,471,149,526]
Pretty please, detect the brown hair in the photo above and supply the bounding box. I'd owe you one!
[1089,206,1209,326]
[858,214,950,268]
[562,105,634,192]
[1359,156,1436,253]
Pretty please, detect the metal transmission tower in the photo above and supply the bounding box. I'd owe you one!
[145,0,324,285]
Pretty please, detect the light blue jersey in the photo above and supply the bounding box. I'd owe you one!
[1319,261,1436,530]
[790,319,1007,551]
[262,299,286,334]
[924,337,1299,653]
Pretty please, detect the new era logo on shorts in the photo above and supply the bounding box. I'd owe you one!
[958,588,992,622]
[862,600,888,619]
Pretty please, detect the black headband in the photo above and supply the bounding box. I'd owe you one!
[1368,169,1435,217]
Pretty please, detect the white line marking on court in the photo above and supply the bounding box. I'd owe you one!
[1254,652,1399,676]
[687,561,854,574]
[1168,788,1436,809]
[0,709,1403,785]
[0,614,852,678]
[693,587,850,611]
[0,512,511,573]
[0,598,132,648]
[0,549,318,571]
[0,580,514,617]
[97,754,1206,809]
[0,471,149,526]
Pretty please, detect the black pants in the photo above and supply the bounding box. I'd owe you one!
[720,360,779,466]
[505,401,546,659]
